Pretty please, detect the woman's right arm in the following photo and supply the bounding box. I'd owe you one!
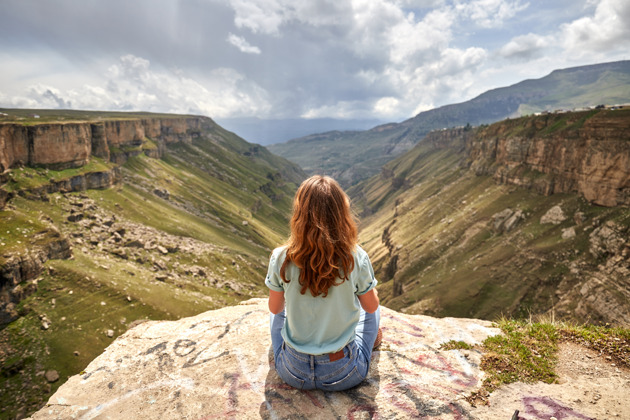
[268,290,285,314]
[358,288,379,313]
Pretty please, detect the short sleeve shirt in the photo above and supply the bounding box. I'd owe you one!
[265,245,377,355]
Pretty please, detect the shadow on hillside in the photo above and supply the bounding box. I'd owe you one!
[259,347,381,419]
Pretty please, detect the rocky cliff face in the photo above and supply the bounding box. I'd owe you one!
[0,116,207,173]
[0,227,71,326]
[468,109,630,207]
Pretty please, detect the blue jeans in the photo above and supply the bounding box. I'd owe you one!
[270,307,380,391]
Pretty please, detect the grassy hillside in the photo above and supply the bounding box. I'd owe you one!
[270,60,630,187]
[350,121,630,325]
[0,113,305,419]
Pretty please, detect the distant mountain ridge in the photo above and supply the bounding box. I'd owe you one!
[216,117,387,146]
[269,60,630,186]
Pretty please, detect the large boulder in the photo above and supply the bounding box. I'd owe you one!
[29,299,499,419]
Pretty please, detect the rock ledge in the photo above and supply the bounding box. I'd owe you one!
[30,298,500,419]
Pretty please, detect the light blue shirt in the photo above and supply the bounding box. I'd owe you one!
[265,245,377,355]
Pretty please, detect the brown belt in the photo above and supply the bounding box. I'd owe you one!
[328,349,344,362]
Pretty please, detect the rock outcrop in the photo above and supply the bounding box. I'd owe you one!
[30,298,500,419]
[0,116,208,172]
[0,115,213,211]
[468,109,630,207]
[0,228,71,326]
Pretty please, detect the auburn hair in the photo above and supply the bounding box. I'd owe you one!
[280,175,358,297]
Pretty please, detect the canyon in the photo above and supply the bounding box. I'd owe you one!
[1,107,630,419]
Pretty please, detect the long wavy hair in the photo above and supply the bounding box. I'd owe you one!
[280,175,358,297]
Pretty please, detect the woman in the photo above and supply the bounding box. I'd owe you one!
[265,175,381,391]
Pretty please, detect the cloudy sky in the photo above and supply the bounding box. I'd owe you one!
[1,0,629,123]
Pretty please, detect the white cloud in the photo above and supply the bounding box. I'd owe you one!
[227,0,354,35]
[456,0,529,28]
[373,97,401,117]
[499,33,549,60]
[229,0,292,35]
[387,8,454,65]
[301,100,367,119]
[0,54,271,119]
[227,33,262,54]
[561,0,630,57]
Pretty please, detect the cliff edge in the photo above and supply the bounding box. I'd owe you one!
[27,299,630,419]
[29,298,498,419]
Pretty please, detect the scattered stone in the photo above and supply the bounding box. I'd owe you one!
[157,245,169,255]
[106,329,114,338]
[153,188,170,200]
[540,205,567,225]
[574,211,585,225]
[124,239,144,248]
[39,314,51,330]
[589,222,626,258]
[67,213,84,222]
[166,244,179,253]
[154,260,168,271]
[44,370,59,383]
[561,227,576,239]
[74,351,80,357]
[492,208,524,233]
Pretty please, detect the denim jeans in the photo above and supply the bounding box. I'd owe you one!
[270,307,380,391]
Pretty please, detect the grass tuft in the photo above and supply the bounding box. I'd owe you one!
[439,340,474,351]
[467,319,630,406]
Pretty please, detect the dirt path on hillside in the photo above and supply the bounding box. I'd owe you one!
[468,342,630,419]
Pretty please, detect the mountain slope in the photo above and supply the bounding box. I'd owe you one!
[0,109,305,419]
[270,60,630,186]
[350,108,630,326]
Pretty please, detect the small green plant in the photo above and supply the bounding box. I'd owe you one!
[440,340,474,350]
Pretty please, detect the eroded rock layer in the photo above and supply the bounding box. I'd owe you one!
[0,116,207,172]
[468,109,630,207]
